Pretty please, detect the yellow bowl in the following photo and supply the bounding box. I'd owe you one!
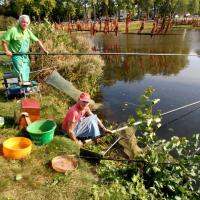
[3,137,32,160]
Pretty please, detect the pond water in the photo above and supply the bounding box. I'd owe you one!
[92,30,200,139]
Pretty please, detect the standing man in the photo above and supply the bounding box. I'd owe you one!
[1,15,48,81]
[62,92,112,146]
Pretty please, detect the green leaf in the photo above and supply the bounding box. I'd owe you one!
[136,109,143,116]
[177,148,183,155]
[157,123,161,128]
[147,118,152,127]
[178,186,186,193]
[154,118,161,123]
[168,185,175,192]
[175,196,182,200]
[139,95,147,104]
[190,169,196,177]
[152,99,160,105]
[152,166,160,173]
[192,134,200,148]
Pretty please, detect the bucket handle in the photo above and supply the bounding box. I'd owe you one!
[20,112,32,125]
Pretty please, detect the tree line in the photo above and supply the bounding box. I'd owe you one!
[0,0,199,21]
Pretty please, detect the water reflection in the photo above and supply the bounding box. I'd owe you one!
[92,30,200,139]
[102,55,189,84]
[94,32,190,85]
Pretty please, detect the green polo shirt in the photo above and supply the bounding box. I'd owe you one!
[1,24,39,53]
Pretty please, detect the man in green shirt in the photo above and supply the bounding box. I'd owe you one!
[1,15,48,81]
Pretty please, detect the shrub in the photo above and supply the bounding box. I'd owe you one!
[0,15,16,31]
[30,21,104,96]
[92,88,200,200]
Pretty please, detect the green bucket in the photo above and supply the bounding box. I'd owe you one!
[26,119,57,145]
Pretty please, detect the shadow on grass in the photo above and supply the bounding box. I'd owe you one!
[3,115,15,129]
[45,160,56,174]
[17,129,32,139]
[55,125,65,135]
[0,88,7,103]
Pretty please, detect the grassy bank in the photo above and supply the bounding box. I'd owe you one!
[0,60,99,200]
[0,29,100,200]
[0,63,98,200]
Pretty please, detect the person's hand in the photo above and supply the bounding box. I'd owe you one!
[5,50,12,57]
[75,140,83,146]
[103,128,113,134]
[43,49,49,55]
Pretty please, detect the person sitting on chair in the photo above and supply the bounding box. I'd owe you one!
[62,92,112,146]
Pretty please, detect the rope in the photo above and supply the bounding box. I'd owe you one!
[0,52,199,56]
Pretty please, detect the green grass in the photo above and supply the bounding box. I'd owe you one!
[0,61,97,200]
[0,136,97,200]
[118,21,198,32]
[118,21,153,32]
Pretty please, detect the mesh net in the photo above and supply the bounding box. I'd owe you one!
[46,70,102,110]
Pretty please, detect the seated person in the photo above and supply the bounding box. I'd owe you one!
[62,92,112,146]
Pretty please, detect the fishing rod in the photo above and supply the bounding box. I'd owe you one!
[160,104,200,128]
[125,99,200,117]
[0,52,200,56]
[115,99,200,133]
[161,100,200,116]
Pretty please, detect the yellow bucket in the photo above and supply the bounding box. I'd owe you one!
[3,137,32,160]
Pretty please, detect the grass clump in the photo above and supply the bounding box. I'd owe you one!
[0,15,16,31]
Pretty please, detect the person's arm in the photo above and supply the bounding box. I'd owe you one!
[1,27,13,57]
[28,29,48,54]
[2,41,12,57]
[66,121,83,146]
[86,107,112,133]
[97,117,112,133]
[37,40,48,54]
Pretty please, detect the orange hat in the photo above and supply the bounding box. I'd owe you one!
[79,92,90,102]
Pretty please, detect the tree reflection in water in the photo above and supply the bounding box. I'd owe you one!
[93,32,190,86]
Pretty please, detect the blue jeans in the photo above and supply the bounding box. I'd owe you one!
[74,115,100,138]
[62,114,101,139]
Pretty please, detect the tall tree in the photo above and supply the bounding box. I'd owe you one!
[5,0,56,20]
[154,0,189,16]
[188,0,200,14]
[64,1,76,21]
